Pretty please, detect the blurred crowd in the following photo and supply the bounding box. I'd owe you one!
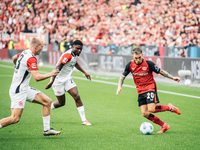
[1,0,200,49]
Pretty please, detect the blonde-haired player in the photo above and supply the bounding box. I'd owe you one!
[0,37,61,136]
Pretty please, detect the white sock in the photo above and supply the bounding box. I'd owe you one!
[0,124,2,128]
[43,115,50,131]
[51,102,55,109]
[77,106,86,122]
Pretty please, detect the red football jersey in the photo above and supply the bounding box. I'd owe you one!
[123,59,160,94]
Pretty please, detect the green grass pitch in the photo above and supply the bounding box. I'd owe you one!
[0,61,200,150]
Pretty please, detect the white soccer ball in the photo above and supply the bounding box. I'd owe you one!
[140,122,154,135]
[184,79,191,86]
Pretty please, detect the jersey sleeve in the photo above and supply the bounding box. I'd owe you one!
[59,53,72,65]
[17,51,23,58]
[27,57,38,71]
[146,60,160,74]
[122,61,131,76]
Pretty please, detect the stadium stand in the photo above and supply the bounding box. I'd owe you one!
[0,0,200,49]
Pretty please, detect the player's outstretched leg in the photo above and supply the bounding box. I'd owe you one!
[168,103,181,115]
[147,113,170,133]
[68,87,92,126]
[0,108,23,128]
[154,104,170,112]
[157,123,170,133]
[141,105,170,133]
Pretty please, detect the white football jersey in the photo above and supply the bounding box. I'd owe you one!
[9,49,38,94]
[54,50,77,83]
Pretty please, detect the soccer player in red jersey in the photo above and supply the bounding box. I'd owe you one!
[0,38,61,136]
[116,48,181,133]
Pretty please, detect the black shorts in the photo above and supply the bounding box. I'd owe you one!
[137,91,159,107]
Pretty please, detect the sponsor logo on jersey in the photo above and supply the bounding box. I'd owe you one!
[142,67,147,70]
[32,63,37,69]
[132,72,148,76]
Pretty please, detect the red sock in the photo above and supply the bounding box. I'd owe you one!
[154,104,170,113]
[147,113,164,126]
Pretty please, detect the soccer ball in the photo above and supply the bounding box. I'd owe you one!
[140,122,154,135]
[184,79,191,86]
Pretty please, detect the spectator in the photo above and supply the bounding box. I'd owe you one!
[1,0,200,49]
[179,48,186,57]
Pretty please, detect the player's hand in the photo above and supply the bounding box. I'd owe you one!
[116,87,122,95]
[85,73,91,80]
[173,77,180,83]
[45,82,53,89]
[51,69,59,76]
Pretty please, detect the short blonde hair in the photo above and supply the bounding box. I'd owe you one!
[30,37,43,49]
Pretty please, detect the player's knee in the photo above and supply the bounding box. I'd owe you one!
[11,116,20,124]
[142,112,149,118]
[148,108,155,113]
[73,93,80,101]
[45,98,52,106]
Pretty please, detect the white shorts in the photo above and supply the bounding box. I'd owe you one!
[52,78,77,96]
[9,86,40,108]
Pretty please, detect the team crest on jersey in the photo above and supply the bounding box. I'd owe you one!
[57,91,61,94]
[32,63,37,69]
[142,67,147,70]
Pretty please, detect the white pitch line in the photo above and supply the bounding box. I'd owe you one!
[72,76,200,99]
[1,63,200,99]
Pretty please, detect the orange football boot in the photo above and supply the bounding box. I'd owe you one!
[168,103,181,115]
[157,123,170,133]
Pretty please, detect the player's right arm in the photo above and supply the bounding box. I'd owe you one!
[12,55,18,66]
[116,75,126,95]
[12,51,23,67]
[116,61,131,95]
[45,62,64,89]
[45,53,71,89]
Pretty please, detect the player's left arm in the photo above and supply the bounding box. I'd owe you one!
[75,62,91,80]
[147,60,180,83]
[159,69,180,82]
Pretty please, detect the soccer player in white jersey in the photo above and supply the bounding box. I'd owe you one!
[0,37,61,136]
[45,40,92,126]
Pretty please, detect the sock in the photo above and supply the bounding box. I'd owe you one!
[155,104,170,113]
[0,124,2,128]
[51,103,55,110]
[77,106,86,122]
[43,115,50,131]
[147,113,164,127]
